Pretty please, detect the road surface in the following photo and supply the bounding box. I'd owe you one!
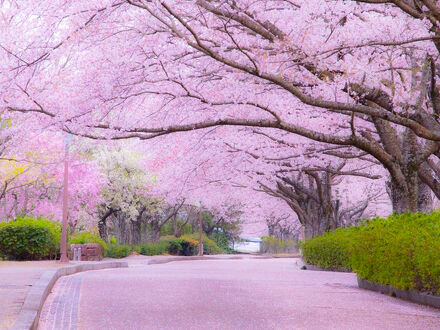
[38,258,440,330]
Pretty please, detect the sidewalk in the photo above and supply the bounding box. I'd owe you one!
[0,254,281,329]
[0,260,64,329]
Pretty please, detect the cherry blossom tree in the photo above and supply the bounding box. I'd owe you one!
[5,0,440,220]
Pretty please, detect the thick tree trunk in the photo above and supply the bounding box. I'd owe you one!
[304,223,314,239]
[150,221,161,243]
[417,181,433,213]
[302,200,330,238]
[387,174,419,214]
[130,220,141,245]
[98,219,107,241]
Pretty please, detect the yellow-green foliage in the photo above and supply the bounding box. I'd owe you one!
[302,227,358,271]
[160,235,199,256]
[0,216,61,260]
[302,212,440,294]
[181,233,223,255]
[261,236,297,254]
[351,212,440,295]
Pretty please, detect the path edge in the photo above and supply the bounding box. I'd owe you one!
[357,277,440,309]
[11,261,128,330]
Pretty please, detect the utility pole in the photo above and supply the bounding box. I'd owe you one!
[59,134,71,263]
[198,206,203,256]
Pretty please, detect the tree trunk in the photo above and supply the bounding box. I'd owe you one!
[173,215,179,237]
[304,223,314,239]
[387,173,419,213]
[98,219,108,241]
[417,181,433,213]
[150,220,161,243]
[130,220,141,245]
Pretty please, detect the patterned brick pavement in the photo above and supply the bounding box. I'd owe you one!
[36,259,440,329]
[38,274,83,330]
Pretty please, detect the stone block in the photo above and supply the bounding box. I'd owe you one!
[69,243,103,261]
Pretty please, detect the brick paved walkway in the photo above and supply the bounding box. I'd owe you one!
[1,255,264,329]
[0,261,63,329]
[38,274,83,330]
[37,259,440,330]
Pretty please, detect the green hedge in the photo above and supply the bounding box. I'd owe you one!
[160,236,199,256]
[137,241,169,256]
[302,227,358,271]
[69,232,108,255]
[103,234,223,259]
[0,216,61,260]
[181,233,223,255]
[106,244,132,258]
[302,212,440,295]
[351,213,440,295]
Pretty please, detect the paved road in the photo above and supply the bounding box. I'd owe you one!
[38,258,440,330]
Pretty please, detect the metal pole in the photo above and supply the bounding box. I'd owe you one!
[59,135,71,263]
[198,207,203,256]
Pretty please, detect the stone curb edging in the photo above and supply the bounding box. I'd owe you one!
[144,256,243,265]
[357,277,440,309]
[296,259,352,273]
[143,254,295,265]
[303,263,352,273]
[11,261,128,330]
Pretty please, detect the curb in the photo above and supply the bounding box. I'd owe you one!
[297,258,352,273]
[12,261,128,330]
[303,263,352,273]
[144,256,243,265]
[357,277,440,309]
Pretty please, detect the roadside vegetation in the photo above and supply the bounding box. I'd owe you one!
[261,236,297,254]
[302,212,440,295]
[0,215,231,260]
[0,216,60,260]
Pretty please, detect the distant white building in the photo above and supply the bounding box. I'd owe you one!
[232,236,262,253]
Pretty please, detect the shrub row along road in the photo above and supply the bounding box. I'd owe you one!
[38,258,439,330]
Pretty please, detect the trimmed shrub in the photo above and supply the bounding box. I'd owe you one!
[179,236,199,256]
[160,236,199,256]
[0,216,61,260]
[302,212,440,295]
[69,232,108,255]
[261,236,297,254]
[106,244,132,258]
[182,233,223,255]
[137,241,169,256]
[351,212,440,295]
[302,227,359,271]
[160,237,182,255]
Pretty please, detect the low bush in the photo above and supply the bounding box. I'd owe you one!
[302,227,359,271]
[261,236,297,254]
[101,233,226,258]
[160,236,199,256]
[351,212,440,295]
[106,244,132,258]
[182,233,223,255]
[0,216,61,260]
[137,241,169,256]
[69,232,108,255]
